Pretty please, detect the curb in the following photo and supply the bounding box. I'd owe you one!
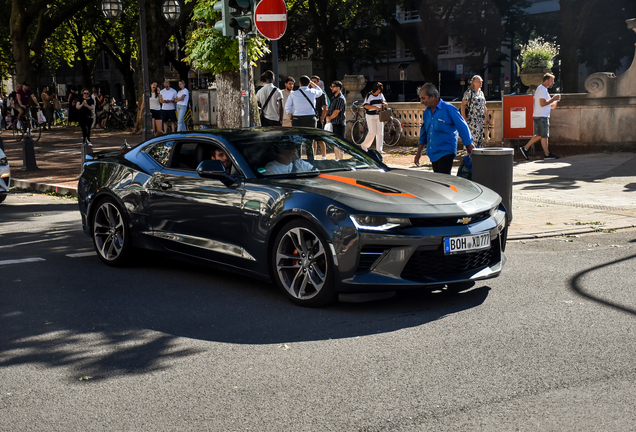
[508,224,636,241]
[11,178,78,197]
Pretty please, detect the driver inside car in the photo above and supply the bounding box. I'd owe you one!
[264,143,315,174]
[211,147,239,176]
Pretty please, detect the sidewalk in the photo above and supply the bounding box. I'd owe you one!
[3,126,636,240]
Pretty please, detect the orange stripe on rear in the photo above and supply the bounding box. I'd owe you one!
[449,185,458,193]
[318,174,417,198]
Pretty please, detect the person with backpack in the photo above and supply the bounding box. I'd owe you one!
[460,75,489,148]
[256,70,284,126]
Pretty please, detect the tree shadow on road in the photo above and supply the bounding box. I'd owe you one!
[0,234,491,381]
[569,253,636,316]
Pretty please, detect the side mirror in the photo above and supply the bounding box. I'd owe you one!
[196,159,236,186]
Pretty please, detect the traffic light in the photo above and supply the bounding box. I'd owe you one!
[214,0,238,38]
[228,0,255,35]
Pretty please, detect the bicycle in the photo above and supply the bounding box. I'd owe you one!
[12,108,41,143]
[348,101,403,147]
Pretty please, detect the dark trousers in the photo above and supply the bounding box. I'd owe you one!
[292,115,317,128]
[261,117,282,127]
[332,124,345,138]
[431,153,455,174]
[79,119,91,142]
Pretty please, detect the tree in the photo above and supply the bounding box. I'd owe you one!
[184,0,269,127]
[280,0,384,87]
[9,0,96,86]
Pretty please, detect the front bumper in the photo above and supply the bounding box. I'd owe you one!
[334,210,507,293]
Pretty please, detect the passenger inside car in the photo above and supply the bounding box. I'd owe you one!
[264,143,316,174]
[210,147,239,176]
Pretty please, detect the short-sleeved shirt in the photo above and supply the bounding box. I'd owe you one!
[78,97,95,122]
[363,92,386,115]
[16,88,34,106]
[177,88,189,107]
[329,93,347,126]
[256,83,284,121]
[533,84,552,118]
[285,86,323,116]
[160,88,178,110]
[264,158,315,174]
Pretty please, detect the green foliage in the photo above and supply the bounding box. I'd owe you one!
[519,37,559,69]
[184,0,269,74]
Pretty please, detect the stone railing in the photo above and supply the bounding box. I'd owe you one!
[387,101,503,147]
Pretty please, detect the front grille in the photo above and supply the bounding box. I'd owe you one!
[409,210,491,228]
[401,238,500,282]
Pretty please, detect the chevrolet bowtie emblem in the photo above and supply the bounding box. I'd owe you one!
[457,217,472,225]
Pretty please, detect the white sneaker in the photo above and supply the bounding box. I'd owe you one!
[16,121,21,129]
[322,156,327,160]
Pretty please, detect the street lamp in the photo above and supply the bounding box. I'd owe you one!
[162,0,181,26]
[101,0,123,24]
[102,0,181,141]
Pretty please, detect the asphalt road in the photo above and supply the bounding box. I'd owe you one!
[1,192,635,431]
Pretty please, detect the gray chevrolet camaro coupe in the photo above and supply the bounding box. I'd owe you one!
[78,128,507,307]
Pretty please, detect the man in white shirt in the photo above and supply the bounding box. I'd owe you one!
[281,76,294,127]
[264,144,315,174]
[159,80,178,133]
[256,70,284,126]
[519,73,561,160]
[175,80,189,132]
[284,75,323,128]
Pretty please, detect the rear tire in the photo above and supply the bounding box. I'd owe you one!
[271,219,337,307]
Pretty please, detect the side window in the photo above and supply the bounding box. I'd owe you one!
[147,141,174,167]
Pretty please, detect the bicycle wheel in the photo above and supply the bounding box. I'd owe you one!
[351,119,367,145]
[383,118,402,147]
[29,118,42,143]
[13,122,24,142]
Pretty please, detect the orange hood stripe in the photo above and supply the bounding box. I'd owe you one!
[318,174,417,198]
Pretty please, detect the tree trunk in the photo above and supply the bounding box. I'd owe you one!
[9,0,33,85]
[215,69,259,128]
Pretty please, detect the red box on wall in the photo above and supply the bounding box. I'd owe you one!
[503,94,534,139]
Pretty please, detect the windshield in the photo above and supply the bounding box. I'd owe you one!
[230,133,383,177]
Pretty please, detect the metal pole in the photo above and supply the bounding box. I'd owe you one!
[239,31,249,127]
[139,0,152,141]
[272,40,279,87]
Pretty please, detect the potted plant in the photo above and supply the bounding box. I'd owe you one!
[518,37,560,92]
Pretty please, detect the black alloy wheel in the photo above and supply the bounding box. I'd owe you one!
[272,220,336,307]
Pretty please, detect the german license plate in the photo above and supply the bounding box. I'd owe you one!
[444,232,490,254]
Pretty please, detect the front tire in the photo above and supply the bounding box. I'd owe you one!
[272,220,336,307]
[92,198,132,266]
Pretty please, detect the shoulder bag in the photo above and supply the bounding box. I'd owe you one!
[298,89,319,118]
[379,107,392,123]
[259,88,277,123]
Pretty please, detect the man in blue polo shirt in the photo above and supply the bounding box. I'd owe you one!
[414,83,474,174]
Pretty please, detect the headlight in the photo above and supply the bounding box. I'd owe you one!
[350,215,411,231]
[0,157,8,166]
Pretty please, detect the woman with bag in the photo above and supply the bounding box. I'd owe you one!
[461,75,489,148]
[359,82,388,153]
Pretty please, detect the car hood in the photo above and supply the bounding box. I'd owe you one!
[271,169,501,215]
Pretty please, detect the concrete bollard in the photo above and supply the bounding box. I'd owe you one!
[21,137,39,171]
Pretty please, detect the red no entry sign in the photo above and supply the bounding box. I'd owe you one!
[254,0,287,40]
